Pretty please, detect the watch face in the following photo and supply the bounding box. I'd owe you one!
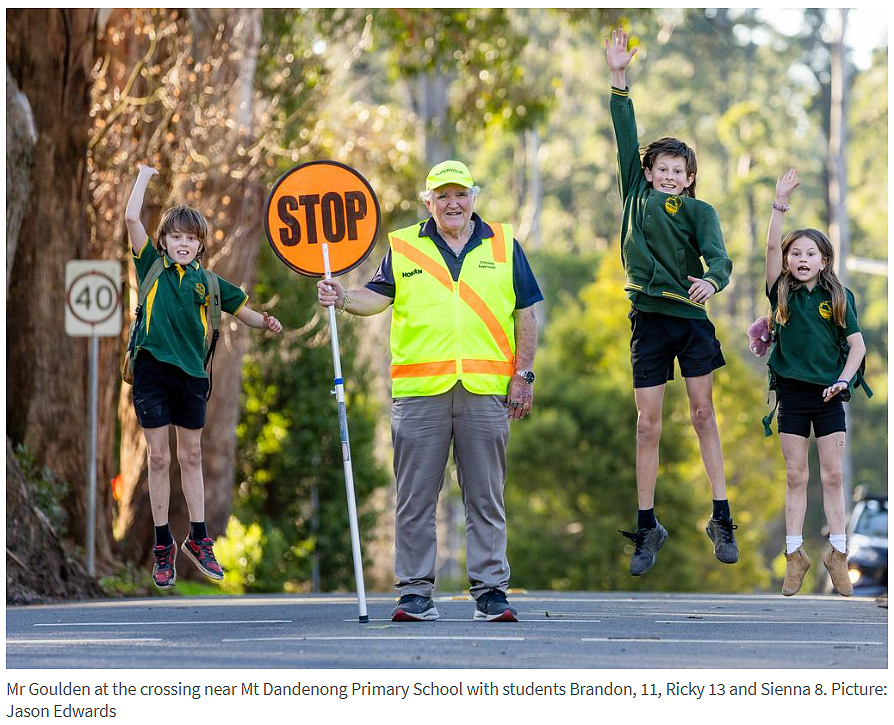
[519,371,535,384]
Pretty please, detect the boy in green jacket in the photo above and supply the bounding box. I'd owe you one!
[606,28,737,576]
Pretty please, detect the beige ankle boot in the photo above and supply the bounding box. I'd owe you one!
[782,547,811,596]
[822,546,853,597]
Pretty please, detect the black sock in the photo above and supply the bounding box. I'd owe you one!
[637,508,658,530]
[190,521,208,541]
[712,499,731,521]
[154,524,173,547]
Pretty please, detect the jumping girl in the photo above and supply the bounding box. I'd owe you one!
[766,168,866,597]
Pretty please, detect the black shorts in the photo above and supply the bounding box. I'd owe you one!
[132,351,209,429]
[776,375,846,438]
[629,307,725,388]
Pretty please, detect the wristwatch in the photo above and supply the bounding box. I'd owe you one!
[515,370,535,384]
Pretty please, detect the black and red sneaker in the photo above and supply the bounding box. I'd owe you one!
[181,537,224,580]
[152,539,177,589]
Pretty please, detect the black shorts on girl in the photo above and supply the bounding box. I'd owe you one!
[775,375,846,438]
[629,307,725,388]
[132,351,209,429]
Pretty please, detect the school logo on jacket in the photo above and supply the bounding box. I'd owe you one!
[818,301,833,320]
[664,195,682,215]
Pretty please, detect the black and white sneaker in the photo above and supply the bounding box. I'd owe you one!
[620,522,668,576]
[391,594,439,621]
[473,588,518,622]
[706,517,739,564]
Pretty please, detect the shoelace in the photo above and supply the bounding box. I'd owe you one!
[715,521,738,543]
[191,539,215,558]
[154,546,172,567]
[619,529,646,551]
[482,588,508,605]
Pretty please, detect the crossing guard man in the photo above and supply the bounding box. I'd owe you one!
[317,160,542,622]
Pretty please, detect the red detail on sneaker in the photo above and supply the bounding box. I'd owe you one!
[181,538,224,580]
[152,541,177,589]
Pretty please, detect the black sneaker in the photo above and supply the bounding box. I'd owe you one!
[473,588,518,622]
[391,594,439,621]
[151,539,177,589]
[619,522,668,576]
[706,517,739,564]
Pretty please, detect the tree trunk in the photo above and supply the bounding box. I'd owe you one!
[110,9,265,566]
[6,9,116,571]
[5,66,37,290]
[826,8,853,500]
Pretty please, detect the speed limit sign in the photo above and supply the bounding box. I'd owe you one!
[65,260,122,337]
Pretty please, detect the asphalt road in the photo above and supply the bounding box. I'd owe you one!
[6,591,887,669]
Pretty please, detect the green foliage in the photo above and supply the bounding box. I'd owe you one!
[235,249,389,592]
[14,443,68,536]
[506,257,785,592]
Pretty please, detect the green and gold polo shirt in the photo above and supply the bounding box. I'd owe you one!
[767,277,860,386]
[132,237,248,378]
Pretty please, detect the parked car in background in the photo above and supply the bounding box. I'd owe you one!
[840,490,888,596]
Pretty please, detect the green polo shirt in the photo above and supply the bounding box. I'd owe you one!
[767,277,860,386]
[610,87,732,319]
[132,238,248,378]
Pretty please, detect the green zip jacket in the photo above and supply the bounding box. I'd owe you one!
[610,86,732,319]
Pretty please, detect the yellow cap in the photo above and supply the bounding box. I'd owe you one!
[425,160,474,190]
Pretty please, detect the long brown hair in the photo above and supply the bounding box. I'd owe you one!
[775,228,847,327]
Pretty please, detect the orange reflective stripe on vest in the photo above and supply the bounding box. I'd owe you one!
[389,220,516,397]
[458,280,514,362]
[389,236,454,291]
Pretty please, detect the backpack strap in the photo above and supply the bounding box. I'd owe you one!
[202,269,222,400]
[126,257,166,355]
[762,368,778,437]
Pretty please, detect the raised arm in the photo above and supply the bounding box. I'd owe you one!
[124,165,159,254]
[605,27,638,89]
[766,168,800,289]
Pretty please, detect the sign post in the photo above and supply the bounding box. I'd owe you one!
[65,261,122,576]
[266,160,380,623]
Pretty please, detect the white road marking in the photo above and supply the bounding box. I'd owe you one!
[34,619,291,627]
[8,638,164,645]
[582,637,884,646]
[654,620,887,625]
[344,618,601,623]
[222,635,525,642]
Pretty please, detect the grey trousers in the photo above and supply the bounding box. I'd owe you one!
[392,382,510,599]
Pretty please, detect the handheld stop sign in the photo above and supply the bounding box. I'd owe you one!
[265,160,380,623]
[265,160,380,278]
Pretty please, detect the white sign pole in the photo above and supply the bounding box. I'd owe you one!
[65,260,122,578]
[321,244,369,623]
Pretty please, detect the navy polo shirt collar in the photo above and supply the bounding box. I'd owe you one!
[419,213,494,255]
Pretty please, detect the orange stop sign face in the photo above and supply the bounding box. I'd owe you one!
[265,160,381,277]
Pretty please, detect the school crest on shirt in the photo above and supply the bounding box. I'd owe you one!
[818,301,833,320]
[664,195,682,215]
[195,282,206,298]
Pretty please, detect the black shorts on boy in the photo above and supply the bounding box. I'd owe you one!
[629,307,726,388]
[775,375,846,438]
[132,351,209,429]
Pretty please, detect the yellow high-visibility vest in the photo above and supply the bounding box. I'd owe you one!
[389,221,516,397]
